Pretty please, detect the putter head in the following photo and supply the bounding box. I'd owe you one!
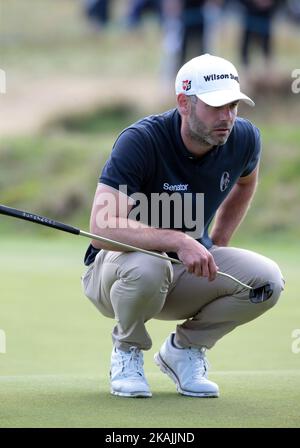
[249,282,275,304]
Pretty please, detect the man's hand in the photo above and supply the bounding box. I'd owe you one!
[176,236,218,281]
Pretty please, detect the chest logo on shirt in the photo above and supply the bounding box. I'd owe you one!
[163,183,189,192]
[220,171,230,192]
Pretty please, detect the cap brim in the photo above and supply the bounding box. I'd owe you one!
[196,90,255,107]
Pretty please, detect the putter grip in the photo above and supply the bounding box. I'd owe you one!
[0,204,80,235]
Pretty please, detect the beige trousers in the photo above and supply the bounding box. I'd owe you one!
[81,246,284,351]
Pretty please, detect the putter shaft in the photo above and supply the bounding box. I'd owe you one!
[0,204,252,292]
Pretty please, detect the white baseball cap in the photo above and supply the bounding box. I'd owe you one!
[175,54,255,107]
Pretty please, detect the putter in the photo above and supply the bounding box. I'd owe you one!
[0,204,273,303]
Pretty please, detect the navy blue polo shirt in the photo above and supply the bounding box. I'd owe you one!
[84,108,260,265]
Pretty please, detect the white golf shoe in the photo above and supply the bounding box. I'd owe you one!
[154,333,219,397]
[110,346,152,398]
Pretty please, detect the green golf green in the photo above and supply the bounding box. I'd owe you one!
[0,236,299,428]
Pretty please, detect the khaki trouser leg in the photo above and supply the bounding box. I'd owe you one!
[157,246,285,349]
[81,250,173,351]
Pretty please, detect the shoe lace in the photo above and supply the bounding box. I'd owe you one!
[188,347,209,380]
[120,347,144,378]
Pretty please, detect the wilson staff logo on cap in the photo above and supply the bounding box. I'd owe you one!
[182,80,191,91]
[175,54,255,107]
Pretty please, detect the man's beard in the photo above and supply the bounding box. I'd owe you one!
[187,107,232,147]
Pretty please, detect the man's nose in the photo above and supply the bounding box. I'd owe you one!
[219,106,233,121]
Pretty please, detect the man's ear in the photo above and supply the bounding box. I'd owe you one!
[177,94,191,116]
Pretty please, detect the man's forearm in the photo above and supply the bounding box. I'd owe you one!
[91,216,187,254]
[210,181,257,246]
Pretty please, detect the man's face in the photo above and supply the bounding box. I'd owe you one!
[187,97,238,147]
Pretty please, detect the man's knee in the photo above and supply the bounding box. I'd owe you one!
[263,259,285,308]
[250,257,284,310]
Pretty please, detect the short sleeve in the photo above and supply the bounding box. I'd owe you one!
[240,124,261,177]
[100,127,154,197]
